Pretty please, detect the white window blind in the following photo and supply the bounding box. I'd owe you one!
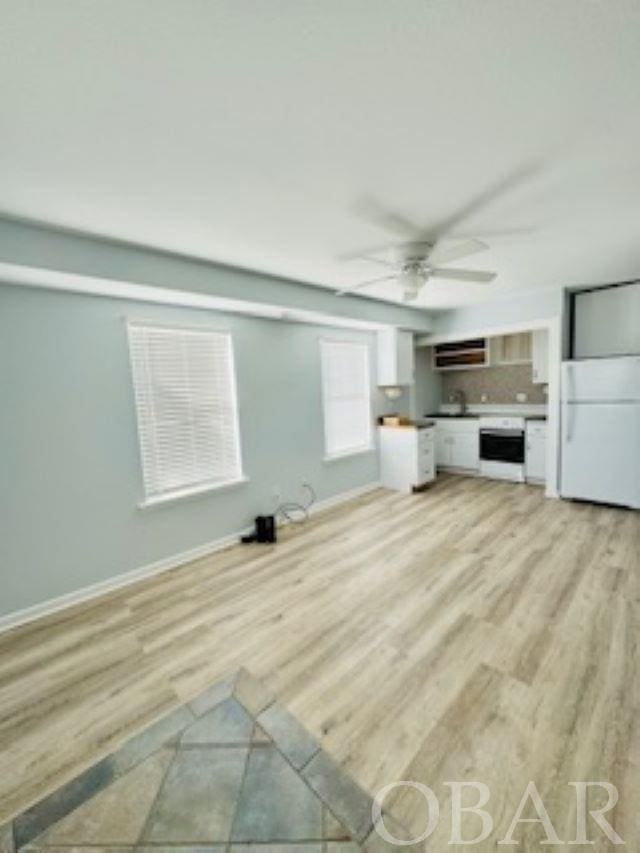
[321,340,372,459]
[128,323,243,504]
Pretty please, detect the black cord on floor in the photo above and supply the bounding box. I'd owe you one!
[275,482,316,524]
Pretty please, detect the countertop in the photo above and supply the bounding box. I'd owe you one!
[424,412,547,421]
[381,420,436,429]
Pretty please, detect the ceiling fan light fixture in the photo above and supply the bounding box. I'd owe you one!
[399,266,426,299]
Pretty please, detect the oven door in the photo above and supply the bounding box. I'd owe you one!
[480,429,525,464]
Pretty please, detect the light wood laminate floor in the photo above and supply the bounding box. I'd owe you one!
[1,475,639,847]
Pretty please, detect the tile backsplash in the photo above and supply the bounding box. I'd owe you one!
[441,361,547,405]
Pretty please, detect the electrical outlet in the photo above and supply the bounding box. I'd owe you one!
[516,392,528,403]
[480,393,488,403]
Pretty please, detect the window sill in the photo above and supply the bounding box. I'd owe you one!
[138,476,249,509]
[323,446,375,464]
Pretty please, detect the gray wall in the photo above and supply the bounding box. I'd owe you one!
[410,347,442,418]
[0,284,405,618]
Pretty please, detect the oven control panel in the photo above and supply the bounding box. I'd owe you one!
[478,416,525,431]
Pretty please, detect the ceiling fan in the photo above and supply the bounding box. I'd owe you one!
[336,237,496,302]
[335,163,541,301]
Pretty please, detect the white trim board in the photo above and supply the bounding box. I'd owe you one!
[0,480,381,635]
[415,316,554,346]
[0,261,398,332]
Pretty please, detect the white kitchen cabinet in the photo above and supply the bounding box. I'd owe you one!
[451,433,481,469]
[434,418,480,471]
[435,425,449,464]
[379,425,435,492]
[377,328,414,386]
[531,330,549,384]
[495,332,532,365]
[525,421,547,483]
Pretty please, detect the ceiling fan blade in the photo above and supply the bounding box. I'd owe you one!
[360,254,396,268]
[427,161,542,239]
[338,240,432,263]
[352,196,422,238]
[335,274,398,296]
[429,268,497,283]
[337,242,399,261]
[427,238,488,266]
[452,226,537,238]
[343,160,541,260]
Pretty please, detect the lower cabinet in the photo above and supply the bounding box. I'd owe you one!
[379,425,435,493]
[451,432,480,469]
[525,421,547,482]
[435,427,450,465]
[434,419,480,471]
[433,416,546,481]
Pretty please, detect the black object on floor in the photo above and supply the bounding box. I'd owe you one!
[241,514,277,544]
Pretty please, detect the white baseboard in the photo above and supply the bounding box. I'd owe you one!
[306,480,381,515]
[437,465,480,476]
[0,480,381,635]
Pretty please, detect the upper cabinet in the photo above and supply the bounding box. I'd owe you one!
[531,330,549,384]
[377,328,414,386]
[495,330,548,383]
[430,330,548,383]
[495,332,532,365]
[432,338,488,371]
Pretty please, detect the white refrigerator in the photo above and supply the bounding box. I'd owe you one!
[561,357,640,509]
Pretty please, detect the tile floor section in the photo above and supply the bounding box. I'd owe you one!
[2,669,416,853]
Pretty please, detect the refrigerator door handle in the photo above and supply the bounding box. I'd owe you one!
[565,402,575,443]
[565,361,574,402]
[563,362,574,443]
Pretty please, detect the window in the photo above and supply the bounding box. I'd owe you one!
[320,339,372,459]
[128,322,243,505]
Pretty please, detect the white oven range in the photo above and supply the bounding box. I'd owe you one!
[479,416,526,482]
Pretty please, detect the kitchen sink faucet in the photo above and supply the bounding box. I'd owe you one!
[452,389,467,416]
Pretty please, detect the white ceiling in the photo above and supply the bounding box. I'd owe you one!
[1,0,640,310]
